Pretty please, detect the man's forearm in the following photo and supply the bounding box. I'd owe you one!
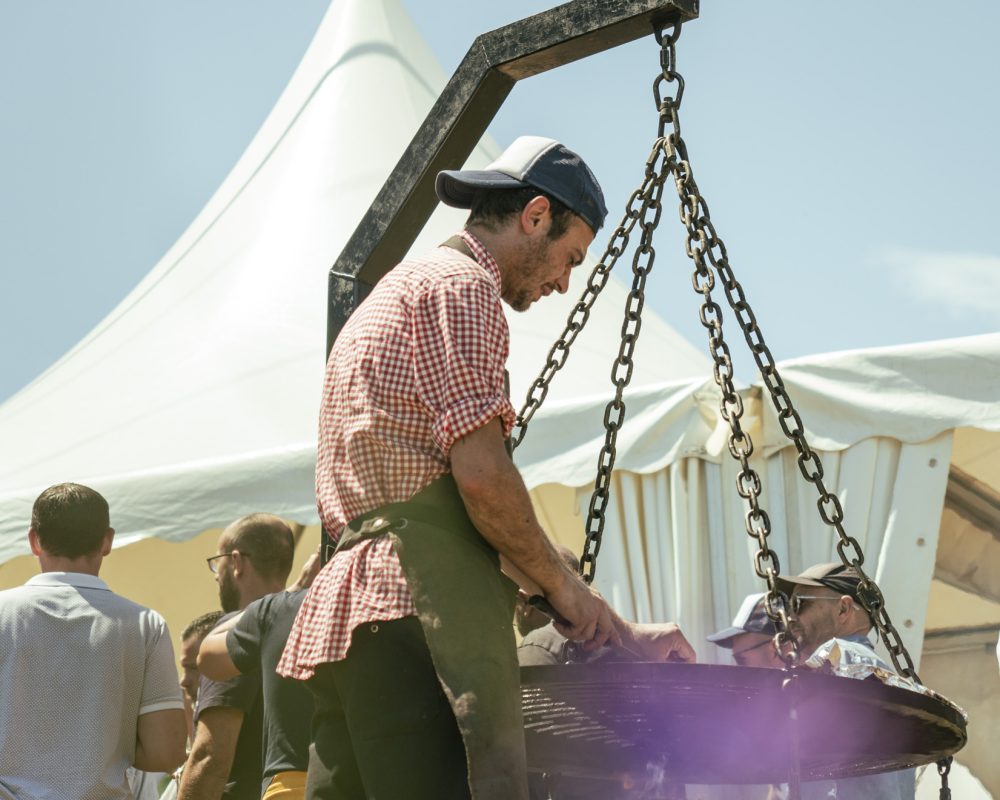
[176,709,242,800]
[176,752,229,800]
[450,420,571,595]
[451,418,619,647]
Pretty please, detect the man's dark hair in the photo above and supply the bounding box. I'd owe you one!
[31,483,110,559]
[467,186,574,240]
[181,610,225,641]
[227,513,295,583]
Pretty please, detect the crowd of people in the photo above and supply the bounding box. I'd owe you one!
[0,136,917,800]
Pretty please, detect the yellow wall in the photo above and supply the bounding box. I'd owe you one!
[0,524,322,657]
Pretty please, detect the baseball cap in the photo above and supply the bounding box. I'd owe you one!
[775,562,863,602]
[435,135,608,234]
[707,593,778,648]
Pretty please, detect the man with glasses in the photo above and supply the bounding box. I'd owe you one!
[707,593,785,669]
[178,514,294,800]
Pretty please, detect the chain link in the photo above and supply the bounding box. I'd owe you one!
[937,757,952,800]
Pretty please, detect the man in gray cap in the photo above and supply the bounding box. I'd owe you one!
[278,136,692,800]
[707,592,785,669]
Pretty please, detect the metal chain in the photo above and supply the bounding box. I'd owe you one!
[656,27,919,680]
[937,757,952,799]
[646,25,796,663]
[510,146,661,449]
[575,36,679,586]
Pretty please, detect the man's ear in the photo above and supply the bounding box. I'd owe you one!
[519,195,551,234]
[28,527,42,557]
[101,527,115,557]
[839,595,854,619]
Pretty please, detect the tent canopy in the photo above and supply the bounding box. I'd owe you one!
[0,0,709,565]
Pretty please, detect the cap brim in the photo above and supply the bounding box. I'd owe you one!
[435,170,528,209]
[706,626,744,645]
[775,575,827,593]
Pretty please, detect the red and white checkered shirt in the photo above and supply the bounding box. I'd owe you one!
[279,231,516,680]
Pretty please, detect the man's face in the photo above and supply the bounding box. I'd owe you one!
[179,633,203,703]
[730,632,784,669]
[787,586,842,660]
[504,213,594,312]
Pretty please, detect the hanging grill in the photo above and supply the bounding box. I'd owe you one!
[521,661,966,785]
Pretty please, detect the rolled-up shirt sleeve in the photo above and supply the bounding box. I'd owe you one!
[412,274,516,456]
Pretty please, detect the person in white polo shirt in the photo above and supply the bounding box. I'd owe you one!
[0,482,187,800]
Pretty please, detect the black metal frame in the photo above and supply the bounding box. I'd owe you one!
[326,0,699,355]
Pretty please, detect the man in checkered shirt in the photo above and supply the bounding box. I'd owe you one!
[279,137,694,799]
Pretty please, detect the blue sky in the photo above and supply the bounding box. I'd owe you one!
[2,0,999,403]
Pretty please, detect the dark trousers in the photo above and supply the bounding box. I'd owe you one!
[305,616,472,800]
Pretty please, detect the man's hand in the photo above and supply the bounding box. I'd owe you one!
[547,574,621,651]
[618,620,697,663]
[288,550,322,592]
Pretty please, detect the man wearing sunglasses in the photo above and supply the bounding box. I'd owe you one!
[777,563,916,800]
[776,563,878,663]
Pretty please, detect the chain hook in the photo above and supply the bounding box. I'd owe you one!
[936,757,952,800]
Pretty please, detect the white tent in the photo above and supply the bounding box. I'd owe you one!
[0,0,708,566]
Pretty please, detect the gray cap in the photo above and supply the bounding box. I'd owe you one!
[707,593,779,648]
[435,135,608,234]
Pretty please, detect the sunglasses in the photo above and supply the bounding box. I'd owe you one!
[732,637,776,666]
[788,594,841,615]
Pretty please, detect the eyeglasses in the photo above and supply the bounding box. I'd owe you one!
[789,594,841,615]
[732,637,775,667]
[206,550,251,574]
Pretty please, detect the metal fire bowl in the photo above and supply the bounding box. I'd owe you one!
[521,661,967,785]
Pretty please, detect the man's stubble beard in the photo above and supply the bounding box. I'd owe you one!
[219,571,241,613]
[506,236,553,312]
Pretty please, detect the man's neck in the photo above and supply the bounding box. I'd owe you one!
[237,580,286,610]
[465,224,517,270]
[37,555,102,576]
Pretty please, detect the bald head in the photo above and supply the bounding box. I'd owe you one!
[221,513,295,584]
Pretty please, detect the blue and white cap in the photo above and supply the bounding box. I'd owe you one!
[435,135,608,234]
[707,593,779,648]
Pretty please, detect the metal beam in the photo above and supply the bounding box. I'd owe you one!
[326,0,699,353]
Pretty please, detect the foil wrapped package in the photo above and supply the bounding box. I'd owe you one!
[802,637,968,720]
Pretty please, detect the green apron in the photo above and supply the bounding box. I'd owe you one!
[335,476,528,800]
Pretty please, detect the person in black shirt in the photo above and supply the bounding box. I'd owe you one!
[178,513,295,800]
[199,553,320,799]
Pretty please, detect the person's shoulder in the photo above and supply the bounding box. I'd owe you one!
[0,585,33,620]
[103,589,169,626]
[396,246,496,292]
[240,591,285,636]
